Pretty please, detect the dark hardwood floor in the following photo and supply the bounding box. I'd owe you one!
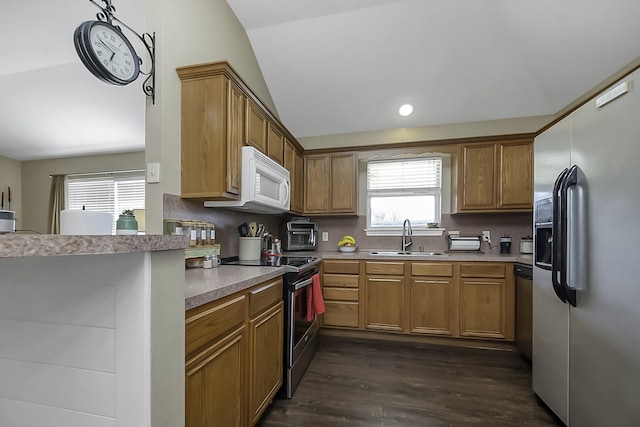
[258,334,562,426]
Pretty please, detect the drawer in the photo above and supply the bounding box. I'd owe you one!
[323,260,360,274]
[460,263,506,278]
[323,301,359,328]
[323,287,359,301]
[249,278,283,318]
[365,261,405,276]
[411,262,453,277]
[323,273,359,288]
[186,294,247,357]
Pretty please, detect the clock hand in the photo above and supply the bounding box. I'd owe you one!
[97,38,115,56]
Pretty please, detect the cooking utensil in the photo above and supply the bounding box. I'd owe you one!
[249,222,258,237]
[256,224,265,237]
[237,222,249,237]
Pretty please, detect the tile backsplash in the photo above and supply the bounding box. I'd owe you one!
[164,193,532,256]
[313,213,533,254]
[163,194,282,258]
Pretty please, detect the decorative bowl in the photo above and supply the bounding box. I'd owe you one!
[338,245,357,253]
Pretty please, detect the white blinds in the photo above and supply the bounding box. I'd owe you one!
[67,173,145,225]
[367,157,442,190]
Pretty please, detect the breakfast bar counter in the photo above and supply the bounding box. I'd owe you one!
[0,234,187,427]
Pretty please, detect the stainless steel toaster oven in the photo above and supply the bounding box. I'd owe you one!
[282,217,317,251]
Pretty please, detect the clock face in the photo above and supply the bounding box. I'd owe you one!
[74,21,141,86]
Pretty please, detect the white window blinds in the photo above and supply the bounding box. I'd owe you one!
[67,172,145,233]
[367,158,441,191]
[366,157,442,229]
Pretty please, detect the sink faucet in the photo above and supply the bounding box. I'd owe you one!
[402,219,413,251]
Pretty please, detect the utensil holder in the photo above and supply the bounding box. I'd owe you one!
[239,237,262,260]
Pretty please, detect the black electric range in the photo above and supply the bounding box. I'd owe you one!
[220,255,320,274]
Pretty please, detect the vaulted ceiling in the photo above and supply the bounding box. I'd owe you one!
[2,0,640,161]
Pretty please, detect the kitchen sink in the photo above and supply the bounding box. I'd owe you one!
[370,250,446,256]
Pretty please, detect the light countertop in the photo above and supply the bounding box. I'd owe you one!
[184,250,534,311]
[185,265,285,310]
[0,234,187,258]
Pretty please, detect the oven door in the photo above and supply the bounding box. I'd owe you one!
[287,276,319,367]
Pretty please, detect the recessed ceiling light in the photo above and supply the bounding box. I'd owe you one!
[399,104,413,117]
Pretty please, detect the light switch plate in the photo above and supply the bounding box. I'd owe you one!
[322,231,329,242]
[147,162,160,183]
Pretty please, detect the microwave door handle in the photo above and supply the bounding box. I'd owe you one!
[552,168,568,303]
[281,179,290,207]
[561,165,579,307]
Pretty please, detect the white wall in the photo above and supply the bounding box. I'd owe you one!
[0,154,21,229]
[20,152,145,233]
[145,0,276,234]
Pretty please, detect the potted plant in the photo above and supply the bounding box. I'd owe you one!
[116,209,138,235]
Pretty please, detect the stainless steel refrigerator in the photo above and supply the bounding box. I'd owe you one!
[533,67,640,426]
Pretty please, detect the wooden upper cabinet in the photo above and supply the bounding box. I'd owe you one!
[178,61,306,205]
[498,141,533,209]
[304,155,330,213]
[459,143,496,210]
[267,123,285,165]
[303,152,357,215]
[247,100,267,153]
[455,138,533,213]
[177,66,244,200]
[227,81,244,196]
[284,140,303,213]
[330,153,357,213]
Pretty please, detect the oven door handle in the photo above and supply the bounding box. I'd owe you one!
[292,277,314,291]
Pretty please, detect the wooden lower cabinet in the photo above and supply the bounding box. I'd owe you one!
[410,262,455,336]
[364,262,405,332]
[325,259,515,342]
[249,302,283,424]
[185,278,283,427]
[459,263,515,341]
[322,260,361,328]
[186,326,246,427]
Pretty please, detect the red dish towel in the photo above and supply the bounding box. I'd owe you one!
[306,273,325,321]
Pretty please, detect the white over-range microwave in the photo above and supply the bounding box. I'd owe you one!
[204,146,290,214]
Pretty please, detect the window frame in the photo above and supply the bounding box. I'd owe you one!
[65,170,146,234]
[364,156,445,237]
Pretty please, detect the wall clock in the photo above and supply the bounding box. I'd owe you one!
[74,20,141,86]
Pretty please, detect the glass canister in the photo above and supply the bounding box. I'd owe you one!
[195,222,207,246]
[181,220,197,247]
[207,222,216,246]
[164,218,183,235]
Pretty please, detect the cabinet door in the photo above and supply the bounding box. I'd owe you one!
[459,144,496,210]
[181,75,238,199]
[365,276,404,332]
[227,81,245,195]
[284,141,303,213]
[267,123,285,165]
[304,155,330,213]
[459,278,507,339]
[249,302,283,424]
[247,100,267,152]
[185,327,246,427]
[497,141,533,209]
[329,153,357,213]
[410,277,454,336]
[293,149,304,213]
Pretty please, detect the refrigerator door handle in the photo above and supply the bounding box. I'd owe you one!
[560,165,579,307]
[552,168,569,303]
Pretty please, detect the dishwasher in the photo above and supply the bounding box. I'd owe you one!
[514,263,533,361]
